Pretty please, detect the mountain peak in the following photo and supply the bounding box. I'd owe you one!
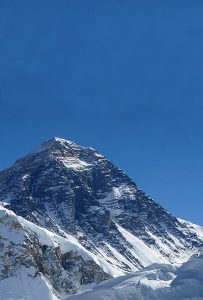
[30,137,84,157]
[49,136,71,144]
[48,136,77,145]
[0,139,203,299]
[13,137,105,172]
[0,137,203,286]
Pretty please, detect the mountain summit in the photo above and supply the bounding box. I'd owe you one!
[0,138,203,297]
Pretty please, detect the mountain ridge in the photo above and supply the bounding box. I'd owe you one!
[0,137,203,298]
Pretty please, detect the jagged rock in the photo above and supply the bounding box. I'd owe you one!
[0,137,203,298]
[0,206,109,298]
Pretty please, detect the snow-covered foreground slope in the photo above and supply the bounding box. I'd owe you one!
[0,268,59,300]
[67,252,203,300]
[1,211,203,300]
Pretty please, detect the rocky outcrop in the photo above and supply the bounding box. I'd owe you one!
[0,206,109,298]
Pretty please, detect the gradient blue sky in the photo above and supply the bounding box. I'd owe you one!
[0,1,203,225]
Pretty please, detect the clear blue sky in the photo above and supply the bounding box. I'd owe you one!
[0,1,203,225]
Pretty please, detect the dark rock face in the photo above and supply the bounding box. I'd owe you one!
[0,207,109,298]
[0,137,202,273]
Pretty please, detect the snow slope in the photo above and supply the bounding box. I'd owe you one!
[67,252,203,300]
[0,267,59,300]
[0,205,109,299]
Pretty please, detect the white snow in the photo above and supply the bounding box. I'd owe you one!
[32,137,81,154]
[0,205,128,277]
[0,267,59,300]
[17,213,99,261]
[66,252,203,300]
[19,216,127,278]
[100,184,135,213]
[0,206,26,244]
[178,218,203,240]
[62,157,92,171]
[1,203,203,300]
[116,223,169,266]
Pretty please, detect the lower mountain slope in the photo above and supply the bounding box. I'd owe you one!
[67,251,203,300]
[0,205,108,299]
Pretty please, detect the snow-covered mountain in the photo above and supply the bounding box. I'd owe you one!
[67,251,203,300]
[0,137,203,299]
[0,205,108,299]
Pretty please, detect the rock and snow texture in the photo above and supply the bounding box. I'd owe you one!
[67,252,203,300]
[0,205,108,299]
[0,137,203,299]
[0,268,60,300]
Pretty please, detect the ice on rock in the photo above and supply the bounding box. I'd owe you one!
[0,138,203,299]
